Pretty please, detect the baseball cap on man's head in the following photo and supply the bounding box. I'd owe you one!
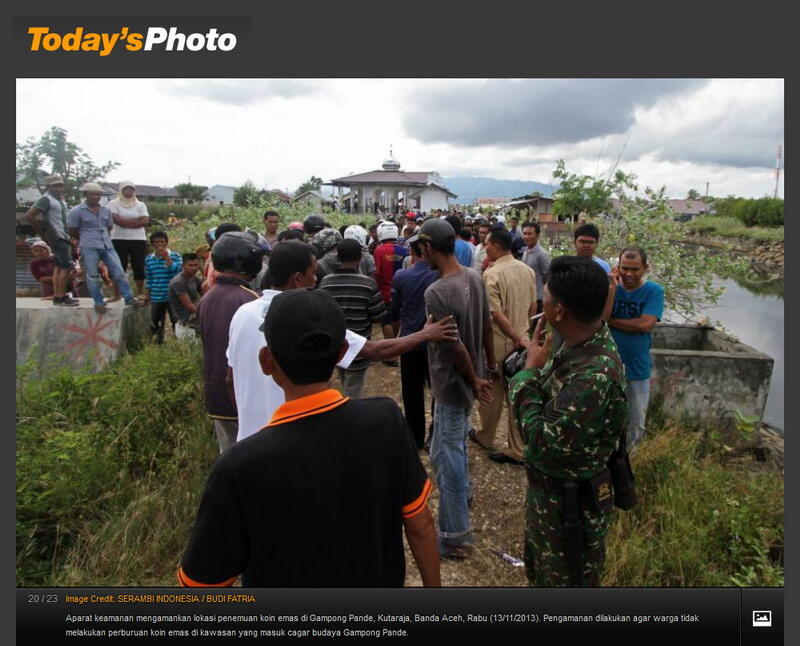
[262,289,346,385]
[44,174,65,186]
[81,182,103,192]
[405,217,456,248]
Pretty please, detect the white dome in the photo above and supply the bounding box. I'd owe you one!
[382,157,401,171]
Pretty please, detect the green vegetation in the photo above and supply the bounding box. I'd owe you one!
[16,126,120,202]
[145,202,223,222]
[603,421,783,586]
[16,340,783,587]
[16,340,216,586]
[688,215,784,243]
[711,196,783,227]
[174,182,208,203]
[546,162,749,322]
[165,201,366,253]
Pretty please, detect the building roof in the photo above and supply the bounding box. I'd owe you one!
[102,183,179,198]
[476,197,509,205]
[667,199,710,215]
[268,189,292,202]
[293,190,322,202]
[407,183,458,199]
[607,198,710,215]
[498,196,553,210]
[328,170,434,186]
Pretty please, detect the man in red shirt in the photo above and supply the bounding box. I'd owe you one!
[373,221,409,366]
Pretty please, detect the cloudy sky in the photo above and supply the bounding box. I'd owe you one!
[16,78,783,198]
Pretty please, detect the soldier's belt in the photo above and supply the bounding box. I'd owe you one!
[527,468,614,514]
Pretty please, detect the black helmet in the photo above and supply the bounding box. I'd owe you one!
[211,231,264,279]
[303,213,326,235]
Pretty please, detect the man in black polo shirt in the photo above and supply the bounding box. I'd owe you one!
[196,232,263,453]
[180,289,441,587]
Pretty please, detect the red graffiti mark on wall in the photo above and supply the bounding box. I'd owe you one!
[62,311,119,359]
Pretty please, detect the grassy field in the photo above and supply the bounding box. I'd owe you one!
[16,337,783,588]
[686,216,784,244]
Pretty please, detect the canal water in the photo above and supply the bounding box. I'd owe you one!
[701,276,784,431]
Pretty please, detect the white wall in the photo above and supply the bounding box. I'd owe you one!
[419,187,450,212]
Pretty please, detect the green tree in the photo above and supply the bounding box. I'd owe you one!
[546,162,749,322]
[686,188,701,200]
[233,180,270,207]
[551,160,618,221]
[295,175,323,196]
[175,183,208,204]
[16,126,120,201]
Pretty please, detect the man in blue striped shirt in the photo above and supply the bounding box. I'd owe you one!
[144,230,182,343]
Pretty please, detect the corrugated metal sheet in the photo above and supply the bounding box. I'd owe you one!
[16,241,39,289]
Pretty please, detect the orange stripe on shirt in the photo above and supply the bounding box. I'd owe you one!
[177,566,236,588]
[267,389,349,427]
[402,478,432,519]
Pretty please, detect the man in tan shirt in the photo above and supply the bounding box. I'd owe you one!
[472,228,537,464]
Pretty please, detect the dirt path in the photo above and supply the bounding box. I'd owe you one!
[346,350,530,588]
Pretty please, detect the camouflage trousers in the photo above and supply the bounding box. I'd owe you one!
[524,486,613,587]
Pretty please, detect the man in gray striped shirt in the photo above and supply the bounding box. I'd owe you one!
[521,221,550,315]
[319,239,386,398]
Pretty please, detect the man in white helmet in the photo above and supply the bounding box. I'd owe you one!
[373,221,409,366]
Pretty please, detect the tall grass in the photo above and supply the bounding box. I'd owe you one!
[688,215,784,243]
[603,423,783,586]
[16,341,783,587]
[16,340,217,586]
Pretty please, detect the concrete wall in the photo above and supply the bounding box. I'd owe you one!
[16,298,151,374]
[649,324,774,442]
[419,187,450,212]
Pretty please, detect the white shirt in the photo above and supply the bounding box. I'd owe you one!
[107,199,149,241]
[227,290,367,442]
[472,243,488,272]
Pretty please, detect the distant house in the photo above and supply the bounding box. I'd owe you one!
[476,197,509,208]
[204,185,237,205]
[268,190,292,204]
[668,199,710,221]
[499,196,555,218]
[293,190,323,209]
[328,155,456,215]
[101,183,181,204]
[498,196,567,232]
[607,198,710,221]
[15,186,42,207]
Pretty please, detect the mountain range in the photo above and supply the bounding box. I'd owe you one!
[441,176,556,204]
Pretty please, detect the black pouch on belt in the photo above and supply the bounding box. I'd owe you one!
[607,433,638,510]
[587,468,615,513]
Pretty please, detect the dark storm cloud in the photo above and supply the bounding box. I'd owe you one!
[649,107,784,169]
[402,79,708,147]
[161,80,317,104]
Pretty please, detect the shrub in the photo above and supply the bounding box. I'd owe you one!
[603,424,784,586]
[16,340,215,586]
[718,197,783,227]
[145,203,221,221]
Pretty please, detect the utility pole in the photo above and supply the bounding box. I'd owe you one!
[774,145,782,199]
[705,181,709,201]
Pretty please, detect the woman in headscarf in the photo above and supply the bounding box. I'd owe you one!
[29,240,56,299]
[108,180,149,297]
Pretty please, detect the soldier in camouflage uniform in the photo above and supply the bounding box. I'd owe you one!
[303,213,326,245]
[509,256,627,587]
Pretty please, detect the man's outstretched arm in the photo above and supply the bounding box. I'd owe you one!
[358,315,457,361]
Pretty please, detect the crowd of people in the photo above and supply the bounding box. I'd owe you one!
[179,206,664,589]
[25,181,665,588]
